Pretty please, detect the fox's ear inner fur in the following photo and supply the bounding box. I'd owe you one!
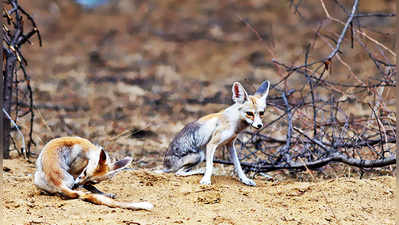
[99,149,107,165]
[255,80,270,98]
[232,82,248,103]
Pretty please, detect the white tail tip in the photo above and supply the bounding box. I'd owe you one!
[130,202,154,210]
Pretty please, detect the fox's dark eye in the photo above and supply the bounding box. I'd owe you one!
[259,111,264,116]
[246,112,254,117]
[83,170,87,176]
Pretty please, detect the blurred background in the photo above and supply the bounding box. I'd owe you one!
[13,0,395,168]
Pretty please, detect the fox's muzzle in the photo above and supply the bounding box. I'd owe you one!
[254,124,262,129]
[252,123,263,129]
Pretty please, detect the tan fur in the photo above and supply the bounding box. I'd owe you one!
[44,136,96,153]
[41,137,93,183]
[197,112,222,122]
[163,80,270,186]
[34,137,153,210]
[248,96,257,105]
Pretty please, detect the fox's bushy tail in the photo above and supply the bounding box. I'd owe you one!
[60,186,153,210]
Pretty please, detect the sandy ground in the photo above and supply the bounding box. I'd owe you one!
[3,158,395,225]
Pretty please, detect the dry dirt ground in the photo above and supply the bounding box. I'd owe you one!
[3,158,396,225]
[2,1,396,224]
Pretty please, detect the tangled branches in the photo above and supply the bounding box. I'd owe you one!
[2,0,41,158]
[216,0,396,175]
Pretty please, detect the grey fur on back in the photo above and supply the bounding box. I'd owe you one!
[163,122,203,169]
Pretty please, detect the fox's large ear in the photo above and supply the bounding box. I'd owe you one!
[99,149,107,165]
[232,82,248,104]
[112,157,132,170]
[255,80,270,101]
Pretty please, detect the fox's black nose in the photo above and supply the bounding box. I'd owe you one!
[256,124,262,129]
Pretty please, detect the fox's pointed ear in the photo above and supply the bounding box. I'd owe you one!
[232,82,248,104]
[255,80,270,100]
[112,157,132,170]
[99,149,107,165]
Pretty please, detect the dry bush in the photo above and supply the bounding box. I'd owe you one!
[215,0,396,178]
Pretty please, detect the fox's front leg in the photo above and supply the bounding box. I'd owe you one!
[200,142,218,185]
[72,169,89,189]
[83,183,116,199]
[227,140,256,186]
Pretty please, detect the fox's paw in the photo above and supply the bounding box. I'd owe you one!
[105,193,116,199]
[153,169,165,174]
[241,178,256,186]
[200,178,211,185]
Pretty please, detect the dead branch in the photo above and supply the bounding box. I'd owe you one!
[2,0,41,158]
[215,154,395,173]
[216,0,396,174]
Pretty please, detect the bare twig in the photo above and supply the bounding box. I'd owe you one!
[3,108,26,158]
[216,0,396,175]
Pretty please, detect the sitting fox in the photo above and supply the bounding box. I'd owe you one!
[34,136,153,210]
[163,80,270,186]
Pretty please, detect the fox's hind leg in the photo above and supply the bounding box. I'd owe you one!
[174,152,205,176]
[176,167,205,176]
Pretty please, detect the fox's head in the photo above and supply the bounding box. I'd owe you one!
[74,147,132,187]
[232,80,270,129]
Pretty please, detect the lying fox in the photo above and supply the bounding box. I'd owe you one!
[163,80,270,186]
[34,136,153,210]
